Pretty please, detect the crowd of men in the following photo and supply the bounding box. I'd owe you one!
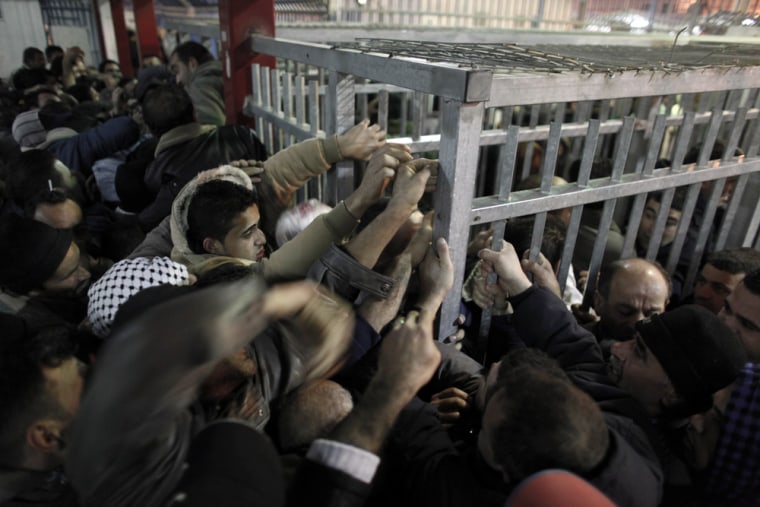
[0,40,758,507]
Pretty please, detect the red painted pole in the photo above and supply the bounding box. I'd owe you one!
[218,0,276,127]
[91,0,108,66]
[133,0,161,67]
[109,0,134,76]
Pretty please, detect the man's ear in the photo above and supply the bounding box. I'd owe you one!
[27,421,61,452]
[659,388,688,417]
[593,291,603,312]
[202,238,223,255]
[188,57,199,72]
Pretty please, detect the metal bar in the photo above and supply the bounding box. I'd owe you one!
[747,115,760,158]
[282,71,294,146]
[580,116,634,309]
[680,93,696,112]
[295,75,306,129]
[496,125,521,201]
[529,212,548,261]
[684,178,727,292]
[251,64,265,141]
[413,91,424,140]
[309,80,320,134]
[743,198,760,247]
[471,158,760,224]
[558,204,582,294]
[378,89,389,132]
[724,107,748,161]
[725,89,743,111]
[325,71,356,204]
[478,219,506,361]
[251,36,493,102]
[366,108,760,156]
[715,172,750,251]
[436,99,486,342]
[670,111,696,171]
[400,92,409,137]
[244,103,318,142]
[577,119,601,187]
[358,78,369,121]
[553,102,566,123]
[665,183,701,274]
[271,69,283,152]
[486,68,760,108]
[642,114,668,175]
[541,121,562,191]
[308,76,321,200]
[260,66,273,154]
[698,108,725,166]
[644,187,676,260]
[582,198,617,310]
[557,119,600,292]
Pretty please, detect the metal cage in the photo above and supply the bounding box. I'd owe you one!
[246,36,760,341]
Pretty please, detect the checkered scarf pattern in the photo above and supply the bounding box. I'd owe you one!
[87,256,191,338]
[704,362,760,506]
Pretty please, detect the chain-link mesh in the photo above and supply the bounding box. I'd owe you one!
[333,39,760,74]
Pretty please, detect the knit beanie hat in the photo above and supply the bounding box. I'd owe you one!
[0,214,72,294]
[87,256,191,338]
[11,110,47,149]
[636,305,748,414]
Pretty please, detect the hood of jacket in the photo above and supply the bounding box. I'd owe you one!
[154,122,216,157]
[170,164,256,271]
[189,60,222,84]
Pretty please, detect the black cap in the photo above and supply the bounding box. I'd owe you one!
[0,214,72,294]
[637,305,748,414]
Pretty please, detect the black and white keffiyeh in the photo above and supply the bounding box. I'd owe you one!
[87,257,191,337]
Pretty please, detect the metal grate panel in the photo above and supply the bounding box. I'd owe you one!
[333,39,760,75]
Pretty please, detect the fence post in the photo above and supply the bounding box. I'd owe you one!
[218,0,275,127]
[436,99,486,341]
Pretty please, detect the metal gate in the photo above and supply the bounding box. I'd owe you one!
[39,0,103,65]
[246,36,760,340]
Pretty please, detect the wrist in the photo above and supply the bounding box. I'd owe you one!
[344,193,369,220]
[335,134,348,159]
[501,276,532,298]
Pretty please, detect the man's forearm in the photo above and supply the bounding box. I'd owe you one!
[344,203,410,268]
[329,376,413,454]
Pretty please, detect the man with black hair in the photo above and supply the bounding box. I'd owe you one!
[11,48,47,92]
[170,143,430,289]
[0,320,84,506]
[692,247,760,314]
[366,342,661,507]
[480,355,610,485]
[635,187,691,301]
[10,106,140,178]
[185,179,265,261]
[45,46,63,66]
[719,268,760,361]
[169,40,225,126]
[0,215,91,329]
[128,81,385,235]
[96,59,122,106]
